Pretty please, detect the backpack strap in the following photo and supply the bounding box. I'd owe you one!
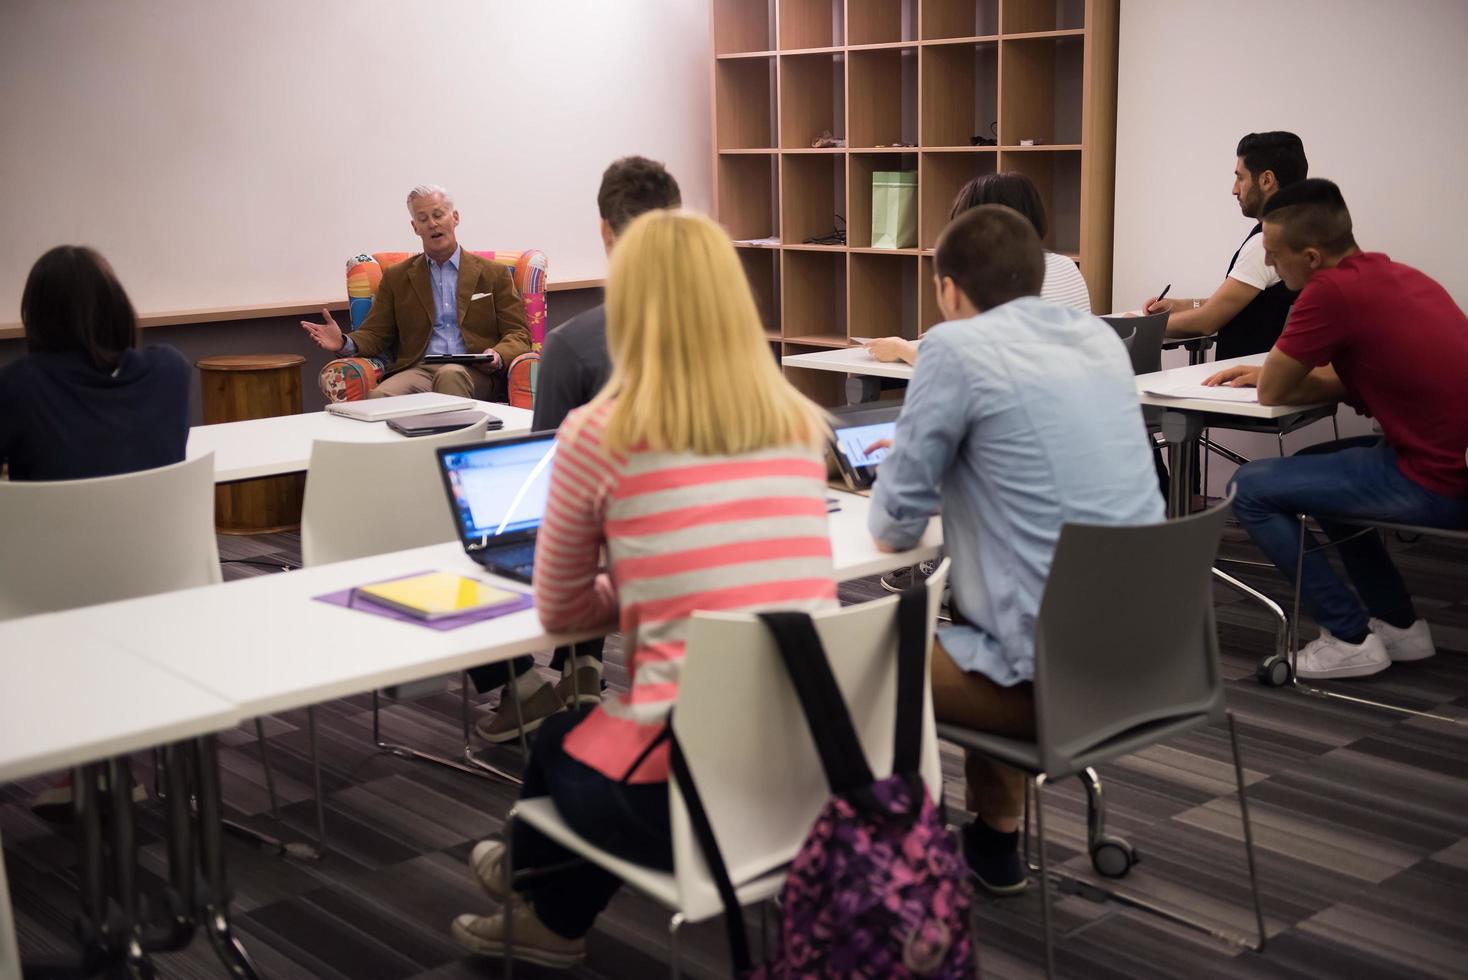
[668,730,753,973]
[892,583,929,777]
[758,611,876,796]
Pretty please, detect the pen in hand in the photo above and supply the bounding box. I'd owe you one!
[1145,283,1172,314]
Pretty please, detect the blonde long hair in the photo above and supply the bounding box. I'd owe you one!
[594,210,829,455]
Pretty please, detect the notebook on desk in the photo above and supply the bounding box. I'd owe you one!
[436,432,557,584]
[325,392,473,422]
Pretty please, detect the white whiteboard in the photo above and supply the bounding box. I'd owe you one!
[0,0,714,318]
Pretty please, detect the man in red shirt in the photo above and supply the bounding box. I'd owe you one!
[1207,179,1468,679]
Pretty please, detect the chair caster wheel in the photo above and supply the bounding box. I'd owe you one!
[1257,655,1292,687]
[1091,837,1136,878]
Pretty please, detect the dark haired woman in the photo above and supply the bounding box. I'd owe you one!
[865,171,1092,366]
[0,245,189,480]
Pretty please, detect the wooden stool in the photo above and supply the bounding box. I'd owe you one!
[197,354,306,534]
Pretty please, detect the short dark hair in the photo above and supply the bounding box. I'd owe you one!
[1259,178,1358,255]
[21,246,138,372]
[1236,131,1308,188]
[948,171,1048,241]
[935,204,1044,312]
[597,156,682,234]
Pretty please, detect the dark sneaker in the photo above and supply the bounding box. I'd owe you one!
[553,665,604,708]
[475,682,564,744]
[880,559,938,594]
[962,822,1028,896]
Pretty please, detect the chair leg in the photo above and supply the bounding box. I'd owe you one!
[1022,780,1034,872]
[1290,515,1307,678]
[253,720,283,830]
[668,912,685,980]
[1228,711,1267,952]
[503,809,517,980]
[1033,775,1055,980]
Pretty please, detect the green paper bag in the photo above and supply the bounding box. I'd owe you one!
[871,171,917,249]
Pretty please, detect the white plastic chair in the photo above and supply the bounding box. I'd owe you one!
[299,417,490,566]
[297,420,531,783]
[504,560,950,978]
[0,453,220,619]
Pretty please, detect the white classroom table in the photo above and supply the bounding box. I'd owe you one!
[1135,353,1336,516]
[781,346,915,382]
[0,489,936,972]
[48,491,941,720]
[0,617,242,980]
[187,402,535,483]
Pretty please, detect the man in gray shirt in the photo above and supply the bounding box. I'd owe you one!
[869,205,1163,893]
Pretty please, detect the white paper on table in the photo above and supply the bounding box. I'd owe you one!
[1141,379,1259,403]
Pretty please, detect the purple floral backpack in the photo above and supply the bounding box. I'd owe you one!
[669,586,977,978]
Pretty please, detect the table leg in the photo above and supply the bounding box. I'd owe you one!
[193,735,261,980]
[107,758,155,978]
[1160,409,1205,518]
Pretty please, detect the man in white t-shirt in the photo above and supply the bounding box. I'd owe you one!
[1143,131,1308,358]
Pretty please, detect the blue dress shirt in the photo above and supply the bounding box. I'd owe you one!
[868,297,1165,686]
[425,246,466,356]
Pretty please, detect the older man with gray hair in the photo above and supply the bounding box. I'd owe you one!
[302,185,532,399]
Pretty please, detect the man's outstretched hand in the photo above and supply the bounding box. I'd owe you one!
[1202,365,1262,388]
[301,308,345,353]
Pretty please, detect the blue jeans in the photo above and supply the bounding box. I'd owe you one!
[1231,437,1468,638]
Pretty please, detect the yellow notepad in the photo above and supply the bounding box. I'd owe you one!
[357,572,520,620]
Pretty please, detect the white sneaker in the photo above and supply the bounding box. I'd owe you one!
[1295,630,1390,680]
[1369,618,1436,662]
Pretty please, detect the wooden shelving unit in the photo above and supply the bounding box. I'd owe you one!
[712,0,1119,405]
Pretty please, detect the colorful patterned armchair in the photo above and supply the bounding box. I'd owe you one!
[318,248,548,405]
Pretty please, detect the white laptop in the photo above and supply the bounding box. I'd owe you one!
[325,392,474,422]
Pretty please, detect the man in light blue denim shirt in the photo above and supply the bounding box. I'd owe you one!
[868,205,1163,893]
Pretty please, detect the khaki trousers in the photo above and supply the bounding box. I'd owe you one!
[369,362,500,401]
[930,637,1035,821]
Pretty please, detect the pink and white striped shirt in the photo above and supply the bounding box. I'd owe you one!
[533,400,838,783]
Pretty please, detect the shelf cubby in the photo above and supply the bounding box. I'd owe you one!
[781,152,847,246]
[781,249,847,342]
[999,35,1083,146]
[778,0,844,49]
[848,0,918,45]
[1000,0,1085,35]
[717,154,779,241]
[848,47,918,148]
[921,0,1000,40]
[849,253,919,341]
[782,356,848,406]
[779,53,845,148]
[919,42,999,147]
[716,57,777,150]
[848,151,918,249]
[919,150,997,248]
[712,0,775,55]
[739,247,781,335]
[998,148,1081,254]
[919,255,943,333]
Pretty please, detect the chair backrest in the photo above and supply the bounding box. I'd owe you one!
[1032,494,1231,775]
[1101,310,1169,375]
[299,419,491,567]
[669,561,950,921]
[0,454,221,621]
[1115,325,1136,351]
[345,249,550,347]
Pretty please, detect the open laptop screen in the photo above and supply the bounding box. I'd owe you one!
[438,434,557,540]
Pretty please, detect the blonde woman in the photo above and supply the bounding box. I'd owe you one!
[452,210,838,968]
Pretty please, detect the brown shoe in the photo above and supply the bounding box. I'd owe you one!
[451,904,586,967]
[553,665,603,708]
[475,682,564,744]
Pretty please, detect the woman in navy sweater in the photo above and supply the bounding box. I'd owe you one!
[0,246,189,481]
